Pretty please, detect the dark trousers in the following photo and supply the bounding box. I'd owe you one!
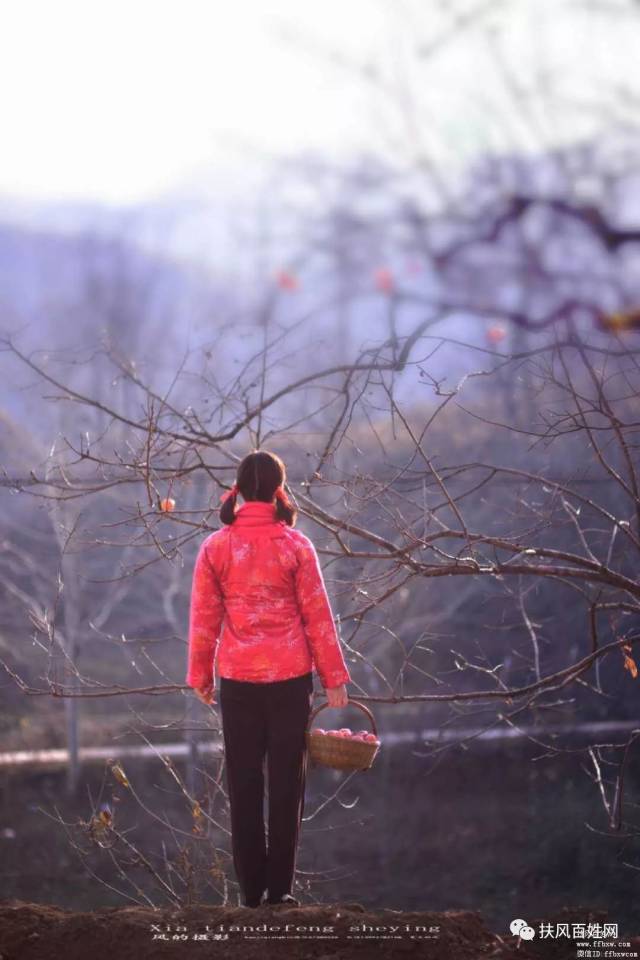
[219,670,314,906]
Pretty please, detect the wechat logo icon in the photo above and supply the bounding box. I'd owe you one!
[510,918,535,940]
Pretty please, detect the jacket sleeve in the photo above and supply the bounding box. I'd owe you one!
[185,538,224,689]
[294,536,352,689]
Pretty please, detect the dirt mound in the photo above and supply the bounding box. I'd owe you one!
[1,900,638,960]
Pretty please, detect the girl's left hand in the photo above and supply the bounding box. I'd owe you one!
[194,682,216,705]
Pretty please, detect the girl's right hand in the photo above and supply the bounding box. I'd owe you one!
[325,684,348,708]
[194,682,216,706]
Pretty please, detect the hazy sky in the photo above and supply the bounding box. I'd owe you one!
[0,0,638,207]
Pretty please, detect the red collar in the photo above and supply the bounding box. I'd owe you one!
[232,499,279,527]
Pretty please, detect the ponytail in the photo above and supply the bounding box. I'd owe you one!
[219,482,239,526]
[274,484,297,527]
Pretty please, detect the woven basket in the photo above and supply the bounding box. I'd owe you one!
[306,699,380,771]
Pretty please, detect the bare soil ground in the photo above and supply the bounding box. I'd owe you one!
[1,900,639,960]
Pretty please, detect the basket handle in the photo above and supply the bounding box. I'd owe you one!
[307,698,377,737]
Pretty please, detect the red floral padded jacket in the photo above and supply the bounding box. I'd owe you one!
[186,499,352,690]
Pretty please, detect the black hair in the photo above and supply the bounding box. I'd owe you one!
[219,449,297,527]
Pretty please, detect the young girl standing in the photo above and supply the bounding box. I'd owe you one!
[186,450,351,907]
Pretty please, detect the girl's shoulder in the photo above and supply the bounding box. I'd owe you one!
[280,526,315,554]
[199,525,231,555]
[200,523,315,555]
